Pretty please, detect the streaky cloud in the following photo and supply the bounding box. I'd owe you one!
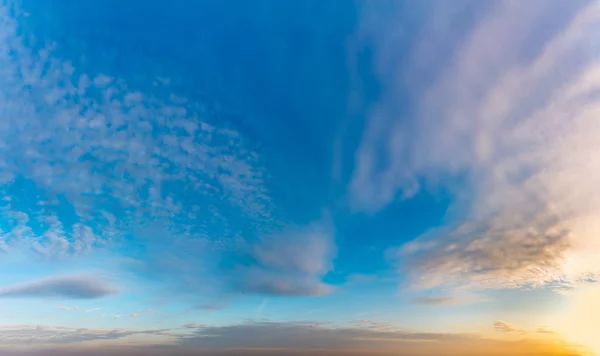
[228,223,335,296]
[0,275,117,299]
[352,0,600,291]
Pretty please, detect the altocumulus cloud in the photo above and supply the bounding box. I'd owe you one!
[0,275,117,299]
[0,2,336,299]
[351,0,600,291]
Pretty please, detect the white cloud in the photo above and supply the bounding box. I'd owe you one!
[0,2,343,301]
[352,1,600,291]
[232,222,335,296]
[0,3,272,259]
[57,306,80,311]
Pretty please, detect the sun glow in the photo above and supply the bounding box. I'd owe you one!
[552,285,600,355]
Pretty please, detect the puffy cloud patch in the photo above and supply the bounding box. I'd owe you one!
[0,3,271,259]
[0,2,337,300]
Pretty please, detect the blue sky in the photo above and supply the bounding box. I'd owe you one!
[1,0,600,354]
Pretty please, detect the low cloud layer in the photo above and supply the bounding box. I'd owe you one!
[352,0,600,291]
[0,320,588,356]
[0,325,169,345]
[178,321,587,355]
[0,275,117,299]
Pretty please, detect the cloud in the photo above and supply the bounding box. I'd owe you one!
[536,327,557,335]
[0,275,117,299]
[0,321,586,356]
[0,3,271,261]
[412,296,456,306]
[57,306,80,311]
[0,1,339,301]
[182,322,202,329]
[0,324,170,345]
[229,223,336,296]
[493,321,518,333]
[85,308,101,313]
[175,320,585,355]
[351,0,600,291]
[411,293,488,306]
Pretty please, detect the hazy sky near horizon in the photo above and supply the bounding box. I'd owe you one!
[1,0,599,355]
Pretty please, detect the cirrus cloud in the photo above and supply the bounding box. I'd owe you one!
[352,0,600,291]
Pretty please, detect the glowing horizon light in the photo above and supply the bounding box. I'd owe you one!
[550,285,600,355]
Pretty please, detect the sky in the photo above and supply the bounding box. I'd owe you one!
[0,0,599,355]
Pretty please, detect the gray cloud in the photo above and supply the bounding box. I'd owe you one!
[351,0,600,291]
[493,321,518,333]
[0,325,169,345]
[174,320,583,355]
[411,293,487,306]
[179,320,480,350]
[236,273,333,297]
[412,296,456,306]
[0,275,118,299]
[0,321,584,356]
[182,322,202,329]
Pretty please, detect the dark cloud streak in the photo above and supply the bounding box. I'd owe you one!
[0,275,118,299]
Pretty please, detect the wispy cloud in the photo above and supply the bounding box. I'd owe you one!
[493,321,518,333]
[85,308,101,313]
[0,275,117,299]
[0,324,170,345]
[182,322,201,329]
[411,293,487,306]
[57,306,80,311]
[412,296,456,306]
[229,223,335,296]
[352,0,600,291]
